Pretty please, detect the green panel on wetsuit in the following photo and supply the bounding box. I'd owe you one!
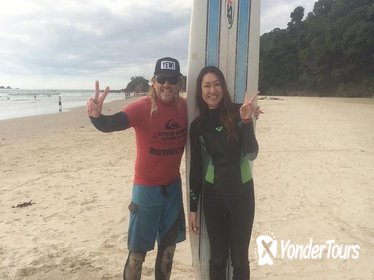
[205,160,215,183]
[240,154,252,183]
[205,155,252,184]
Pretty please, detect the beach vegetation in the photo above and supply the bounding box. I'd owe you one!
[125,76,150,93]
[259,0,374,97]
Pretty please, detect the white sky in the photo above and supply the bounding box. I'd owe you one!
[0,0,315,89]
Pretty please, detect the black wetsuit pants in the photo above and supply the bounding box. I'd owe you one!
[203,180,255,280]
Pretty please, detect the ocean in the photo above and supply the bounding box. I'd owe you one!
[0,89,127,121]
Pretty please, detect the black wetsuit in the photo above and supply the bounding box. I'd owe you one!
[189,106,258,280]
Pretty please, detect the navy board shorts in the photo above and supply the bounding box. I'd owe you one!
[127,178,186,253]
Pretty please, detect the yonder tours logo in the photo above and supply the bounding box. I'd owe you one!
[256,233,360,266]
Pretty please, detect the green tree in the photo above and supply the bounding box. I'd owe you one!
[313,0,335,16]
[288,6,305,27]
[259,0,374,97]
[125,76,150,93]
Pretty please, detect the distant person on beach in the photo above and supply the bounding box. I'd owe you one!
[189,66,259,279]
[87,57,187,280]
[58,96,62,112]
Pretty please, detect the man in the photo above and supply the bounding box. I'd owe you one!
[87,57,187,280]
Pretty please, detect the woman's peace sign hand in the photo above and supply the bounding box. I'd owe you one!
[240,91,260,121]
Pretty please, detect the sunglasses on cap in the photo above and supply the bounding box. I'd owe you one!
[155,75,180,85]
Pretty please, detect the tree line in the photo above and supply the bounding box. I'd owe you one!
[259,0,374,97]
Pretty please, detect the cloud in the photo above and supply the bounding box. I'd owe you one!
[0,0,316,89]
[0,0,191,88]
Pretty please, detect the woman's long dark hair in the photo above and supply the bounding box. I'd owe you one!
[195,66,239,141]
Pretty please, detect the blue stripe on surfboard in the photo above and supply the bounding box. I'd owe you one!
[203,2,222,277]
[235,0,251,103]
[206,0,221,66]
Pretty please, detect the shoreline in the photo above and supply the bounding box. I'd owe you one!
[0,98,132,141]
[0,89,128,121]
[1,95,372,121]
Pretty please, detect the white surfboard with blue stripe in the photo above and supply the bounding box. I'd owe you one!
[186,0,260,279]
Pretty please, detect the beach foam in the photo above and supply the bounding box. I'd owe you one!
[0,89,126,120]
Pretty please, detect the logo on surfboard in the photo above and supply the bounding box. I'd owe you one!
[226,0,234,29]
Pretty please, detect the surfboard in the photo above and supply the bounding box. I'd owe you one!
[186,0,260,279]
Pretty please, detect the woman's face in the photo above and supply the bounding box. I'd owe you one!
[201,72,223,109]
[153,74,181,104]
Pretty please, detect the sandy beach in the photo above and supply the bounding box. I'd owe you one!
[0,96,373,279]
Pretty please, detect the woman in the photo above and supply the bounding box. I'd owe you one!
[189,66,259,280]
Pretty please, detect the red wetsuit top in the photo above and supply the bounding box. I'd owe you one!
[122,96,187,186]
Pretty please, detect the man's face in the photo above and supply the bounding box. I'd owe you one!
[153,74,181,104]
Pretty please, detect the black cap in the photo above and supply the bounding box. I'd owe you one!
[154,57,181,75]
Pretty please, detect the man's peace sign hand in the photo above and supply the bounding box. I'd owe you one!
[87,81,110,118]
